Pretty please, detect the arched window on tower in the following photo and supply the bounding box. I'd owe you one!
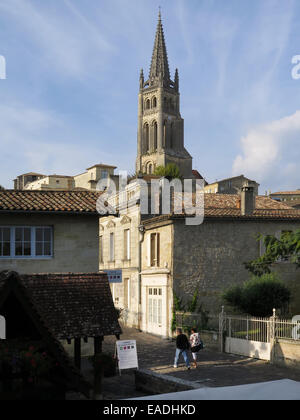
[153,121,158,151]
[146,99,151,110]
[148,164,153,174]
[152,97,157,108]
[170,122,174,149]
[163,120,167,148]
[144,123,150,152]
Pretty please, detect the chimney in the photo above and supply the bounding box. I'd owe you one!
[240,184,255,216]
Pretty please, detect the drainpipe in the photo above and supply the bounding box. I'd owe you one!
[138,224,145,331]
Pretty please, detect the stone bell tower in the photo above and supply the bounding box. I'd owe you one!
[136,12,193,178]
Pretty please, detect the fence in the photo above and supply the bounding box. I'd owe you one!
[175,309,300,341]
[226,316,270,343]
[176,309,300,362]
[275,318,300,341]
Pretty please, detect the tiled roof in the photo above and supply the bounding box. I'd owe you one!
[145,193,300,223]
[0,190,101,214]
[0,271,122,340]
[271,191,300,195]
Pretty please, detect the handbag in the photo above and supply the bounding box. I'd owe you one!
[191,340,204,353]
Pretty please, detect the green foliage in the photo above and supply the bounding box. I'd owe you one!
[222,273,291,317]
[154,163,182,179]
[245,230,300,276]
[187,290,198,313]
[172,290,210,332]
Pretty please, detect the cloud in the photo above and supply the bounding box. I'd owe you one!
[233,110,300,191]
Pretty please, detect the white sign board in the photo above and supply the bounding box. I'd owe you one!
[116,340,138,371]
[104,270,122,283]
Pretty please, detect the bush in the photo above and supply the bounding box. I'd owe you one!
[154,163,181,179]
[222,274,291,317]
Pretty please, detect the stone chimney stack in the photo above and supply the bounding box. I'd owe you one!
[240,183,255,216]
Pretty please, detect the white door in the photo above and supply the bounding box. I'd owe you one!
[147,287,163,335]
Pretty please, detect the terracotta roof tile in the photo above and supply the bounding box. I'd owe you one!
[0,271,122,340]
[0,190,101,214]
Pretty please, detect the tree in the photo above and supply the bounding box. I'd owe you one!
[222,273,291,317]
[154,163,181,179]
[244,229,300,276]
[0,185,5,190]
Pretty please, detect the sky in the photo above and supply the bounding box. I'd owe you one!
[0,0,299,193]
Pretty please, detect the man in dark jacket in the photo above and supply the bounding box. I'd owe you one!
[174,328,191,369]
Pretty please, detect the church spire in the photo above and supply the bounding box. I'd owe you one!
[149,10,171,87]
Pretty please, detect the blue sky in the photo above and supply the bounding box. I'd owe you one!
[0,0,299,193]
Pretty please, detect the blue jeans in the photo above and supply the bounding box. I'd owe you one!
[174,348,190,367]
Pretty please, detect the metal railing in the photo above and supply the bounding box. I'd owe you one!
[275,319,300,341]
[225,316,270,343]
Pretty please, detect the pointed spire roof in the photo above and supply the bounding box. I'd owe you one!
[149,11,171,85]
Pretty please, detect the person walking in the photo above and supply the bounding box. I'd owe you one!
[190,327,202,368]
[174,328,191,369]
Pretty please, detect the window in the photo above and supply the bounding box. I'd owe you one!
[152,97,157,108]
[124,229,130,260]
[101,170,108,179]
[110,232,115,261]
[149,232,160,267]
[35,227,52,256]
[0,227,10,257]
[153,121,158,151]
[0,226,53,259]
[144,123,150,152]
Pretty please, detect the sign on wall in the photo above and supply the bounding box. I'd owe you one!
[116,340,138,372]
[0,315,5,339]
[103,270,122,283]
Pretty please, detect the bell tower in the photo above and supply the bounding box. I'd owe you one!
[136,12,193,178]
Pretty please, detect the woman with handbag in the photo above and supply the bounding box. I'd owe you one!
[190,328,203,368]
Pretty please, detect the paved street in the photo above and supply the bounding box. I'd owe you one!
[100,325,300,399]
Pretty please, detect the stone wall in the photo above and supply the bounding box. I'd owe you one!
[173,219,300,315]
[273,339,300,370]
[0,213,99,273]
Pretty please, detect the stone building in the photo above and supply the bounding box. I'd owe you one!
[140,192,300,338]
[270,190,300,209]
[14,163,117,191]
[24,174,75,190]
[136,12,193,178]
[14,172,45,190]
[204,175,259,195]
[0,190,100,274]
